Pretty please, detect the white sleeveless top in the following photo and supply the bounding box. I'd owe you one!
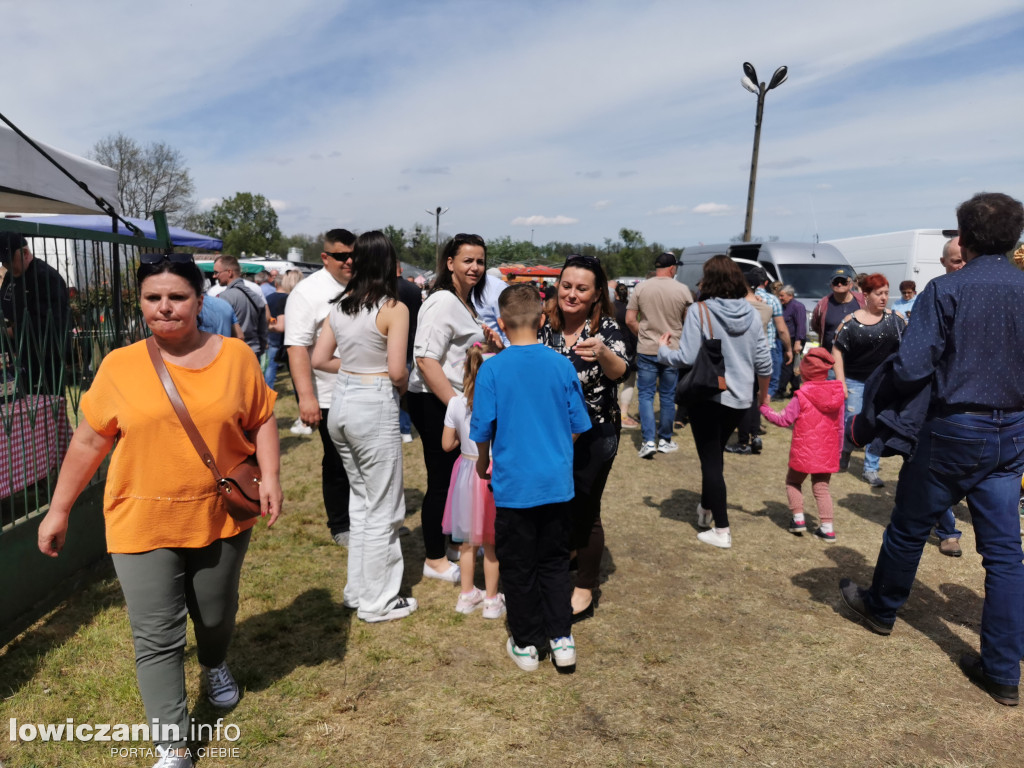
[328,298,389,373]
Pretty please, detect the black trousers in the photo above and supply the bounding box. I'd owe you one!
[317,407,351,535]
[736,380,760,444]
[689,401,745,529]
[570,424,619,590]
[495,502,573,649]
[407,391,458,561]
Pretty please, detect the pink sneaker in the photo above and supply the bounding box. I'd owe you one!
[455,588,485,614]
[482,593,506,619]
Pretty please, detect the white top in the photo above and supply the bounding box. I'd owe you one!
[328,299,388,374]
[283,268,347,408]
[408,290,484,395]
[443,394,477,458]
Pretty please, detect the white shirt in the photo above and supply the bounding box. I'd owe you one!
[443,394,477,458]
[408,290,484,396]
[284,268,347,408]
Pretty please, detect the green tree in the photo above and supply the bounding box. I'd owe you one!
[200,192,282,256]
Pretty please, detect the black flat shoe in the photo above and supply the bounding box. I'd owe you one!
[571,602,595,624]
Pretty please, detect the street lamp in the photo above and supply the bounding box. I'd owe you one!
[741,62,788,242]
[426,205,449,263]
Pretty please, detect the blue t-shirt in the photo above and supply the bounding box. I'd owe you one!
[198,294,238,336]
[469,344,591,508]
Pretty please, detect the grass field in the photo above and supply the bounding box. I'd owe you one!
[2,384,1023,768]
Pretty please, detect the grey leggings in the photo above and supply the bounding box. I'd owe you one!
[111,528,251,748]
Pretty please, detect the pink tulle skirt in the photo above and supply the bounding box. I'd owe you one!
[442,455,496,545]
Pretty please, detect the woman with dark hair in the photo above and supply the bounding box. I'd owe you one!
[832,272,906,488]
[312,231,413,622]
[613,282,639,429]
[540,254,630,620]
[37,253,281,768]
[657,255,771,549]
[407,234,488,582]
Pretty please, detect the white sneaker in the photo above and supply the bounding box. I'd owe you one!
[455,587,485,614]
[638,441,657,459]
[657,439,679,453]
[401,433,413,443]
[289,418,313,435]
[202,661,239,708]
[482,593,506,619]
[363,596,418,623]
[506,637,539,671]
[153,745,193,768]
[422,561,461,582]
[697,527,732,549]
[696,503,713,529]
[550,635,577,668]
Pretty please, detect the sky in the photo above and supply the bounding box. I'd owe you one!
[5,0,1024,249]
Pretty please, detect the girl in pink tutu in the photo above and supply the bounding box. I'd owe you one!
[441,344,504,618]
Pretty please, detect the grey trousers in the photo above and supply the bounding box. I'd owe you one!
[111,528,251,748]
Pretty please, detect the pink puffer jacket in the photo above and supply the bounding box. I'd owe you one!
[761,380,845,473]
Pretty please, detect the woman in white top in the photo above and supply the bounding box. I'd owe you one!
[407,234,487,582]
[312,231,413,623]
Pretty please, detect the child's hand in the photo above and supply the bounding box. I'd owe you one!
[481,325,505,352]
[657,331,672,348]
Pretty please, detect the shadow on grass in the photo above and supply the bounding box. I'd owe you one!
[791,546,981,663]
[644,487,701,528]
[230,587,352,694]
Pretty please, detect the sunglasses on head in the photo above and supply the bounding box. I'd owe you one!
[564,254,601,270]
[140,252,195,266]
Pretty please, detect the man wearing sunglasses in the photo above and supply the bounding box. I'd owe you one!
[810,266,864,353]
[0,232,70,395]
[284,229,356,546]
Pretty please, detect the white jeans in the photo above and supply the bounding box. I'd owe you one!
[327,374,406,620]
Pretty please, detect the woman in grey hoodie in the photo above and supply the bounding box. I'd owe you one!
[657,256,772,549]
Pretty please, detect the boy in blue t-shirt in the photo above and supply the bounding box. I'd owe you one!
[470,284,591,672]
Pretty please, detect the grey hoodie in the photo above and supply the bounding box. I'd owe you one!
[656,297,772,410]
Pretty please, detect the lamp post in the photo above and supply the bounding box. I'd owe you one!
[741,62,788,242]
[426,205,449,262]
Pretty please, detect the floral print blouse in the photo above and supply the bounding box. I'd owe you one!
[540,314,632,427]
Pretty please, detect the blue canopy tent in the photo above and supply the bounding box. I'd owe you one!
[11,214,222,250]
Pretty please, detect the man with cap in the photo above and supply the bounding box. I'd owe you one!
[838,192,1024,706]
[0,232,70,395]
[810,265,864,353]
[626,252,694,458]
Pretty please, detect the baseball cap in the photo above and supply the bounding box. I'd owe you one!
[830,266,854,283]
[0,232,28,262]
[654,252,678,268]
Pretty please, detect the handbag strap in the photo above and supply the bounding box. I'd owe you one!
[145,336,225,481]
[697,301,715,340]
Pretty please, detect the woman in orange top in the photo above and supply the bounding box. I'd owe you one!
[36,253,281,768]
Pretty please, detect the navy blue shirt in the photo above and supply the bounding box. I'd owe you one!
[893,254,1024,410]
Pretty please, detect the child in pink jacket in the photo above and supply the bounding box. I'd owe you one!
[760,347,845,540]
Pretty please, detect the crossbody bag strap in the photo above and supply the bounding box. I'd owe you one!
[145,336,225,481]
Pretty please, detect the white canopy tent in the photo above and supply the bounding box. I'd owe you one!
[0,124,119,215]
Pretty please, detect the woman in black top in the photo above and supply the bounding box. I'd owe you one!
[540,255,630,621]
[833,273,906,487]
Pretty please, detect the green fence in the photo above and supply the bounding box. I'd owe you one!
[0,213,171,646]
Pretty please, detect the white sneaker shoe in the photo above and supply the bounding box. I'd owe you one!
[153,745,193,768]
[638,441,657,459]
[422,562,461,582]
[697,527,732,549]
[363,596,418,623]
[657,439,679,453]
[455,587,485,614]
[401,433,414,443]
[289,418,313,435]
[482,593,506,619]
[696,503,713,529]
[202,661,240,708]
[550,635,577,668]
[506,637,539,671]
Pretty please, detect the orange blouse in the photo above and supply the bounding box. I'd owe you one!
[81,337,277,553]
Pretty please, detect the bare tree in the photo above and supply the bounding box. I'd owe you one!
[89,133,196,224]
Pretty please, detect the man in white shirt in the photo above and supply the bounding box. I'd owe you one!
[284,229,356,546]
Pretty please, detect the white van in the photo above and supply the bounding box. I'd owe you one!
[824,229,952,301]
[675,241,851,307]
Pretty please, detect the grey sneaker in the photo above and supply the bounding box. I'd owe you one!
[862,471,885,488]
[657,439,679,454]
[152,745,194,768]
[638,441,657,459]
[333,531,350,547]
[363,596,418,623]
[838,578,893,635]
[202,661,240,708]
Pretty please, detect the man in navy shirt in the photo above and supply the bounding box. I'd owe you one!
[839,192,1024,706]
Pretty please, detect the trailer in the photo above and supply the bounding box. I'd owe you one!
[825,229,951,302]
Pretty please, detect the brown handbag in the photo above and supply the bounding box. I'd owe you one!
[146,337,262,521]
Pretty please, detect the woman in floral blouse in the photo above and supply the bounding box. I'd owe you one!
[540,254,631,622]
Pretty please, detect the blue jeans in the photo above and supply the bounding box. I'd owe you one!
[844,378,880,473]
[637,353,678,444]
[263,341,282,388]
[768,338,783,396]
[864,410,1024,685]
[935,507,961,540]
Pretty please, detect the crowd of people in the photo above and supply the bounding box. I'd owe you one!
[21,191,1024,767]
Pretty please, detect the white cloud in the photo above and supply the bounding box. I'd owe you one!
[593,200,611,210]
[511,215,580,226]
[692,203,733,216]
[269,199,289,212]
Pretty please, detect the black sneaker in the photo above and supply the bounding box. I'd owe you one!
[959,655,1019,706]
[839,452,851,471]
[725,443,752,455]
[838,578,893,635]
[750,437,763,454]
